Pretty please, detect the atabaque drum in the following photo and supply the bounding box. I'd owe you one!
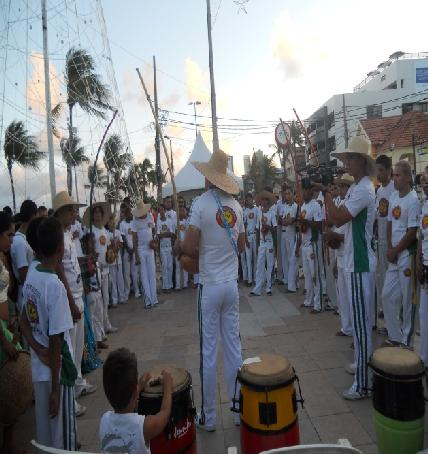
[235,353,302,454]
[138,364,196,454]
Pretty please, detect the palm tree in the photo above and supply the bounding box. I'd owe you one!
[60,135,89,198]
[249,152,276,192]
[52,47,112,194]
[3,120,45,212]
[127,159,158,201]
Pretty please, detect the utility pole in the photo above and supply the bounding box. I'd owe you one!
[206,0,219,151]
[153,56,162,203]
[41,0,56,204]
[342,93,349,148]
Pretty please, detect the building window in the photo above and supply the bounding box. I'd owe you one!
[421,103,428,113]
[401,79,404,88]
[402,103,413,114]
[366,104,382,119]
[326,111,335,129]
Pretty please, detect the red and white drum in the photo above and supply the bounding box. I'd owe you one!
[138,364,197,454]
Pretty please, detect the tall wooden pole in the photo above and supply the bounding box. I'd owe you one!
[206,0,219,151]
[153,56,162,202]
[41,0,56,204]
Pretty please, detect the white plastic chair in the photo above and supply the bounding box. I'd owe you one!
[259,442,362,454]
[31,440,98,454]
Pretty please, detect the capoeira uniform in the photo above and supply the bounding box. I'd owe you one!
[342,177,376,395]
[419,199,428,366]
[175,217,189,289]
[157,216,175,290]
[132,215,158,307]
[335,197,352,336]
[92,225,113,332]
[252,208,277,295]
[119,218,141,299]
[190,189,243,428]
[10,230,33,312]
[243,205,259,285]
[300,199,323,311]
[278,201,298,291]
[275,199,286,282]
[85,260,104,343]
[108,229,127,305]
[382,189,419,347]
[70,220,84,257]
[375,180,395,315]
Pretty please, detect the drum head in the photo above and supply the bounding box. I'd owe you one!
[0,351,33,425]
[239,353,295,387]
[370,347,424,376]
[141,364,190,397]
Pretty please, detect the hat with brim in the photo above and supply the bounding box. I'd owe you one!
[82,201,111,227]
[52,191,86,214]
[334,173,354,186]
[331,136,376,177]
[255,190,276,206]
[132,200,151,218]
[192,148,240,195]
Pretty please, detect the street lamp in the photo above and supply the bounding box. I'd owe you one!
[163,135,174,175]
[188,101,201,138]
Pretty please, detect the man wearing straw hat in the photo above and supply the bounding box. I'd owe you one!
[314,135,377,400]
[175,148,246,431]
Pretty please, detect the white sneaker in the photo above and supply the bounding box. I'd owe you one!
[195,413,216,432]
[345,363,356,375]
[79,383,97,397]
[106,326,118,334]
[75,402,86,417]
[342,388,372,401]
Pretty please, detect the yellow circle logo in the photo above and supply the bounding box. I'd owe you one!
[216,206,237,229]
[422,214,428,229]
[404,268,411,277]
[392,206,401,220]
[378,198,389,218]
[99,235,106,246]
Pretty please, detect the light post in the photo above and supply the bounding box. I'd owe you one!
[188,101,201,138]
[164,135,174,175]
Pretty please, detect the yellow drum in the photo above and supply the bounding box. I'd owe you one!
[235,353,302,454]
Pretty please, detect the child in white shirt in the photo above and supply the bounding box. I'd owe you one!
[100,348,173,454]
[106,216,127,306]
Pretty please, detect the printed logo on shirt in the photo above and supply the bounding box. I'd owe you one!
[215,206,237,229]
[403,268,412,277]
[392,206,401,220]
[179,223,186,231]
[26,298,39,324]
[378,198,389,217]
[99,235,107,246]
[262,215,268,225]
[161,223,168,232]
[300,210,308,234]
[248,212,255,219]
[422,214,428,229]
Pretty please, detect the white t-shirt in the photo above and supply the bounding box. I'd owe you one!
[387,189,419,259]
[131,215,155,252]
[63,229,83,302]
[119,219,134,251]
[176,218,188,242]
[100,411,150,454]
[257,208,277,243]
[278,202,298,237]
[420,199,428,265]
[343,176,377,273]
[276,199,286,218]
[166,209,177,225]
[376,180,395,245]
[243,206,259,235]
[11,231,33,282]
[188,189,244,285]
[93,225,111,270]
[70,220,84,257]
[300,199,323,247]
[22,267,73,382]
[157,217,175,249]
[334,197,347,267]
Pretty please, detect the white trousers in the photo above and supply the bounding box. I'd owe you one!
[198,281,242,427]
[193,273,200,285]
[109,262,126,305]
[245,233,257,284]
[376,242,388,312]
[419,286,428,366]
[87,290,104,342]
[346,271,374,394]
[138,248,158,306]
[100,270,112,332]
[302,243,322,311]
[325,248,338,307]
[160,247,174,290]
[122,250,141,298]
[33,381,76,450]
[337,265,353,335]
[253,241,275,294]
[276,227,283,281]
[382,254,416,346]
[280,232,297,291]
[69,296,85,395]
[175,257,188,289]
[240,250,247,281]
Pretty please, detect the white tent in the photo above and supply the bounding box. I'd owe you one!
[162,133,243,197]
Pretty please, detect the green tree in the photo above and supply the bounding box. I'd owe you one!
[127,159,158,201]
[249,152,276,192]
[3,120,45,212]
[60,136,89,198]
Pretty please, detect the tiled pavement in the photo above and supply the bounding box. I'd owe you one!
[16,282,427,453]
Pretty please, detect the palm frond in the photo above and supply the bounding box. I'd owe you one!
[60,135,88,167]
[51,103,64,139]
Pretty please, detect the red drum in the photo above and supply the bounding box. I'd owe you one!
[138,364,197,454]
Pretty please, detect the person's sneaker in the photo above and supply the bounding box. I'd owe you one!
[75,402,86,417]
[134,293,141,299]
[342,388,372,401]
[345,363,356,375]
[310,309,321,314]
[106,326,118,334]
[195,414,216,432]
[377,327,388,336]
[267,291,273,296]
[249,292,260,297]
[382,339,400,347]
[324,304,335,312]
[79,384,97,397]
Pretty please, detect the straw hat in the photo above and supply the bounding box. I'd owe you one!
[331,136,376,177]
[82,201,112,227]
[133,200,151,218]
[52,190,86,214]
[334,173,354,186]
[192,149,240,195]
[255,189,276,206]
